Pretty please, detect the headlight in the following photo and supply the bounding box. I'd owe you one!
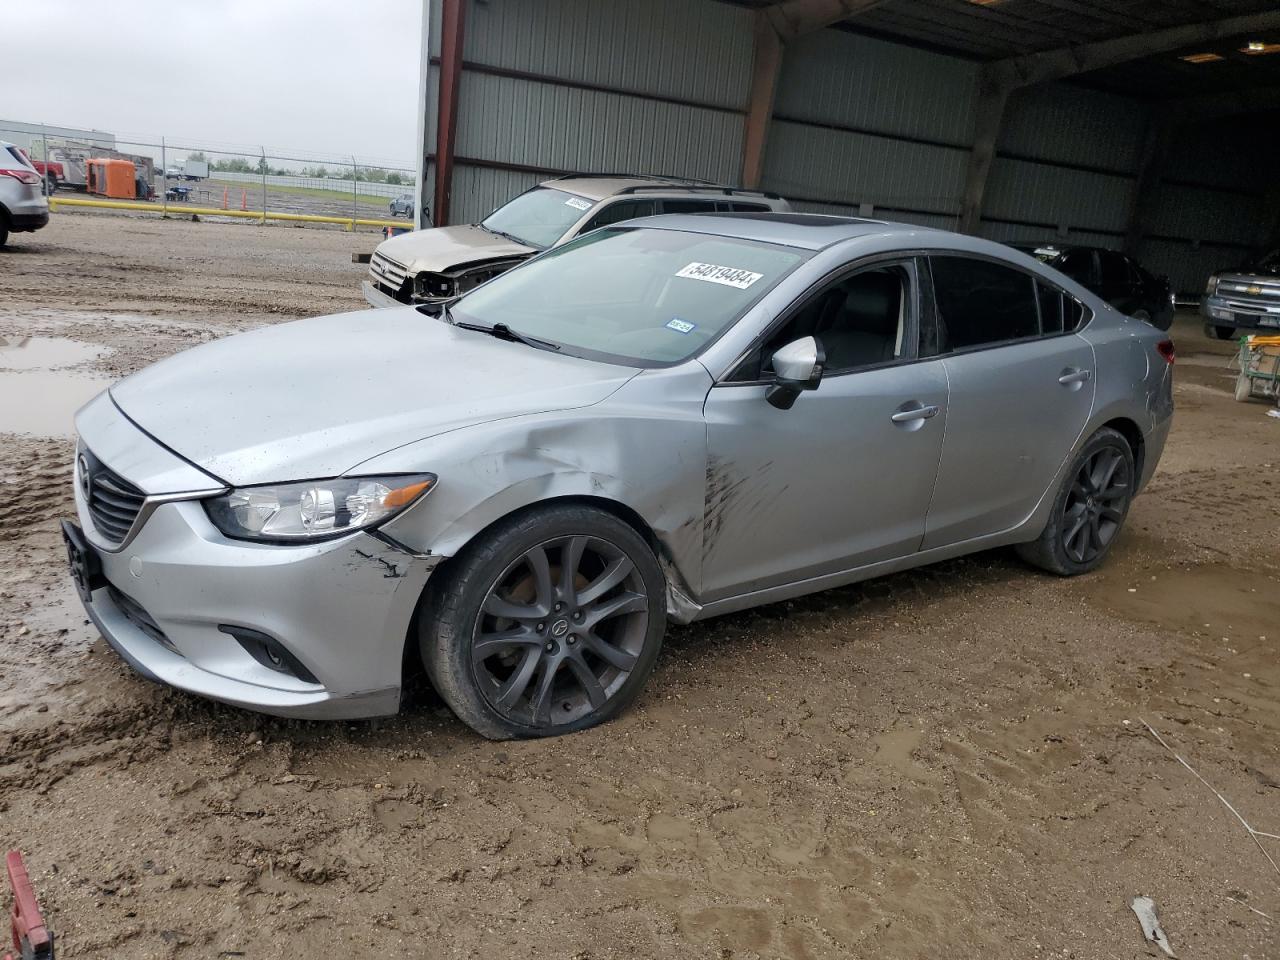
[1205,275,1219,296]
[205,474,435,542]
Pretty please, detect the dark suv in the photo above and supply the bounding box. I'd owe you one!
[1201,249,1280,340]
[1016,244,1174,331]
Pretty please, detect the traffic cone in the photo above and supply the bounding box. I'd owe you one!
[222,187,228,210]
[240,189,247,212]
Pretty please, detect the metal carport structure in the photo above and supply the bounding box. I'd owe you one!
[412,0,1280,294]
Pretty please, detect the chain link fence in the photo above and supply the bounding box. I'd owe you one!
[0,122,423,230]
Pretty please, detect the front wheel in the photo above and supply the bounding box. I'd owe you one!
[1204,323,1236,341]
[1016,427,1135,576]
[419,504,666,739]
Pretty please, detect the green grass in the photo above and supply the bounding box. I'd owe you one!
[205,177,396,208]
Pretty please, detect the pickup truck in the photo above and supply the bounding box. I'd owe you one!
[1201,249,1280,339]
[15,151,63,193]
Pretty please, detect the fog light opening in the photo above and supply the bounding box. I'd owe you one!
[218,625,319,684]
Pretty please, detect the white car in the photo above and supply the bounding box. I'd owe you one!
[0,141,50,248]
[363,174,791,308]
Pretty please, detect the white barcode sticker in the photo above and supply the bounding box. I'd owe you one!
[564,196,592,211]
[675,262,763,289]
[666,318,696,334]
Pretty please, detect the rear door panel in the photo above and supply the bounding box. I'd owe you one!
[921,335,1095,549]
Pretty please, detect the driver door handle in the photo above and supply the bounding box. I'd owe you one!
[1058,368,1092,385]
[890,404,940,423]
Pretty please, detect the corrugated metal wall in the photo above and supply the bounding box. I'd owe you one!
[431,0,752,226]
[425,0,1267,291]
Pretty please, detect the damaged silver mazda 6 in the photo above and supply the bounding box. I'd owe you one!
[64,214,1173,738]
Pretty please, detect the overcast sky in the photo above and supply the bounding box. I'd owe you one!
[0,0,422,168]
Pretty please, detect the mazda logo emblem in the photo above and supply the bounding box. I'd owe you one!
[77,453,92,501]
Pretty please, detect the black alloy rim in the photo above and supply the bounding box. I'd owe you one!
[472,535,649,727]
[1062,446,1130,564]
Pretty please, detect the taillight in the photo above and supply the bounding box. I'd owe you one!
[0,168,42,186]
[1156,340,1175,365]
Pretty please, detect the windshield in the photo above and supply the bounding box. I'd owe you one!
[1254,249,1280,270]
[451,227,809,365]
[481,187,594,249]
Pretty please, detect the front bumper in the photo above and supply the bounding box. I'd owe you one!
[1200,295,1280,331]
[362,278,406,309]
[71,400,438,720]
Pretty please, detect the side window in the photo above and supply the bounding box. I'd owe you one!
[757,264,914,376]
[660,198,719,215]
[1055,249,1094,286]
[729,201,770,212]
[929,255,1040,351]
[580,199,656,232]
[1099,251,1130,288]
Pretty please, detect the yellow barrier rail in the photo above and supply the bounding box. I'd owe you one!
[47,196,412,231]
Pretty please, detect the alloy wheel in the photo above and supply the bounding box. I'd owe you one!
[472,535,650,728]
[1061,445,1130,564]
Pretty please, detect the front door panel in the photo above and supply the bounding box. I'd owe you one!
[701,361,948,602]
[922,335,1095,549]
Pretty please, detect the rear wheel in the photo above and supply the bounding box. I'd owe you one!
[419,504,666,739]
[1016,427,1135,576]
[0,217,8,249]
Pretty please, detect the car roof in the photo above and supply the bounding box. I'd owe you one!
[618,212,946,252]
[537,174,781,204]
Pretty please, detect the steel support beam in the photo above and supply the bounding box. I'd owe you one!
[958,10,1280,235]
[742,12,784,190]
[990,10,1280,89]
[740,0,885,189]
[1123,117,1172,257]
[433,0,467,227]
[413,0,433,229]
[957,72,1010,236]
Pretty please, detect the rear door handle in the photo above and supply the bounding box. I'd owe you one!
[1058,368,1092,385]
[891,403,940,423]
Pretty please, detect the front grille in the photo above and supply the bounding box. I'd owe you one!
[369,251,410,301]
[108,585,177,652]
[81,450,146,543]
[1217,276,1280,313]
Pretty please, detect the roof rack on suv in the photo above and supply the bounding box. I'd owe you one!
[550,172,722,187]
[548,171,782,200]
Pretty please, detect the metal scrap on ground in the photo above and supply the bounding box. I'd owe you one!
[1130,896,1175,957]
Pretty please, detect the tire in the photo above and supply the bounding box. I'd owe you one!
[1132,309,1151,323]
[1235,371,1253,403]
[419,503,666,739]
[0,214,8,249]
[1204,323,1236,341]
[1016,427,1136,576]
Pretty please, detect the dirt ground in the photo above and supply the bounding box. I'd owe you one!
[2,211,1279,959]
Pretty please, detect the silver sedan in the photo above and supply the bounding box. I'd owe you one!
[65,215,1174,738]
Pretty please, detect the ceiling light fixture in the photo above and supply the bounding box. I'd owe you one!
[1180,52,1224,63]
[1241,41,1280,55]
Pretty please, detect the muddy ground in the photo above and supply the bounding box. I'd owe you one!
[1,211,1279,959]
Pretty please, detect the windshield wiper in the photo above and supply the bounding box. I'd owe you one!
[452,319,560,351]
[480,223,541,250]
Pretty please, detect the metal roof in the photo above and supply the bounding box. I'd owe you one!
[731,0,1280,101]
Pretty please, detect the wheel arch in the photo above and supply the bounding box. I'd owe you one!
[398,492,696,700]
[1098,415,1145,481]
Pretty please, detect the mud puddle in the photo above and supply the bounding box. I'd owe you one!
[1090,560,1280,642]
[0,335,104,370]
[0,335,112,435]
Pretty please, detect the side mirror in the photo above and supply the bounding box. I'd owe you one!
[766,336,825,410]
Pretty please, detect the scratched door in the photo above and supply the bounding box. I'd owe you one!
[699,360,948,603]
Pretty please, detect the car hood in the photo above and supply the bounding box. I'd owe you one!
[109,308,637,486]
[376,223,535,274]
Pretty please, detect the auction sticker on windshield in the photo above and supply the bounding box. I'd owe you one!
[666,318,696,334]
[564,196,592,211]
[675,262,763,290]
